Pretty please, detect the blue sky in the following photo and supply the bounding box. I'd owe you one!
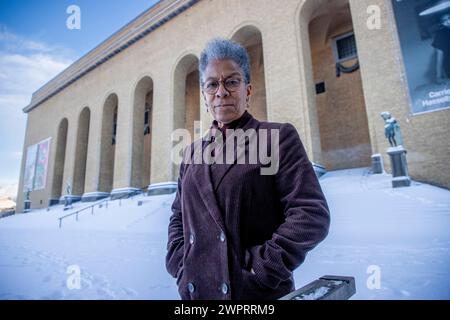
[0,0,159,198]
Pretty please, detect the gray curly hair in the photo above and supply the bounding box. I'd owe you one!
[199,38,251,85]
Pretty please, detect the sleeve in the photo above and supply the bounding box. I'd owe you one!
[165,161,186,279]
[246,123,331,289]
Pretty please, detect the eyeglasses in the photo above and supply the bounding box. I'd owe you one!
[202,77,243,95]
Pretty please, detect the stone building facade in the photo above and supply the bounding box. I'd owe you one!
[16,0,450,212]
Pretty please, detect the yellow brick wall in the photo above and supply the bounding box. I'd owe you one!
[16,0,450,212]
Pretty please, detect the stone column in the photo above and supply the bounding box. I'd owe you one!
[59,113,79,204]
[263,2,323,164]
[150,74,174,184]
[81,100,110,202]
[110,88,141,199]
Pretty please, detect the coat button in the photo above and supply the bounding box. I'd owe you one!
[187,282,195,293]
[221,283,229,295]
[219,231,226,242]
[189,234,195,244]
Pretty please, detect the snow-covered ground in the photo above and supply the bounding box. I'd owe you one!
[295,168,450,299]
[0,195,177,299]
[0,167,449,299]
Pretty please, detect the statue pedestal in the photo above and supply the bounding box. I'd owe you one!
[387,146,411,188]
[62,195,79,210]
[371,154,384,174]
[24,200,31,213]
[47,198,60,207]
[110,187,141,200]
[58,195,81,205]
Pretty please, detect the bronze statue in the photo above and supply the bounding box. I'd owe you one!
[66,183,72,196]
[381,111,403,147]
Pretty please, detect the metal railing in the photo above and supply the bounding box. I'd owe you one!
[58,190,145,228]
[58,197,109,228]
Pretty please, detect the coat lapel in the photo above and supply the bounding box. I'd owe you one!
[191,138,226,232]
[210,114,259,191]
[191,113,260,231]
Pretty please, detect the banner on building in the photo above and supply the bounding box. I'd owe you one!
[34,138,51,190]
[22,138,52,192]
[23,144,38,192]
[392,0,450,114]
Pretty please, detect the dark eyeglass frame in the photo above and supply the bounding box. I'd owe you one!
[202,77,244,95]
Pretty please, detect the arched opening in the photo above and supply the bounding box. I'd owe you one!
[51,118,68,203]
[73,107,90,196]
[173,54,200,179]
[185,68,200,140]
[173,54,200,136]
[301,0,372,170]
[131,77,154,189]
[99,94,118,193]
[231,25,268,121]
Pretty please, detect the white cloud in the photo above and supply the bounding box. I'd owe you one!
[0,53,72,101]
[0,180,19,200]
[0,26,75,190]
[0,27,74,107]
[0,25,70,55]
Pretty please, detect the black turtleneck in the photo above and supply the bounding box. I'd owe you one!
[211,110,250,136]
[209,110,252,197]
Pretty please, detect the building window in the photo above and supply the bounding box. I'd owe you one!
[315,82,326,95]
[332,32,358,63]
[112,110,117,145]
[144,104,151,135]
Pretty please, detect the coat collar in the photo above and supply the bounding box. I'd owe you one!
[192,111,259,231]
[211,110,250,132]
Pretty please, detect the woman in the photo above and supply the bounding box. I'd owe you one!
[432,13,450,84]
[166,38,330,300]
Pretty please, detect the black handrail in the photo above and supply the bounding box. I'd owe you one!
[58,197,109,228]
[57,190,145,228]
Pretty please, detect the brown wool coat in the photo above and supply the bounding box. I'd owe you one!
[166,112,330,300]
